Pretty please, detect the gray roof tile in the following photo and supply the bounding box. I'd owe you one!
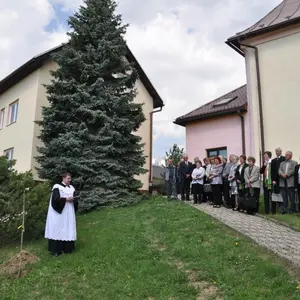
[228,0,300,41]
[174,84,247,126]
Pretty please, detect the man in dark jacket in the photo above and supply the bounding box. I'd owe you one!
[178,154,193,201]
[271,147,285,194]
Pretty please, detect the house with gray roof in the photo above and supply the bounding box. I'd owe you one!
[175,0,300,162]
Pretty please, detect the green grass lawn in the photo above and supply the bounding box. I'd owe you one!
[258,198,300,230]
[1,197,300,300]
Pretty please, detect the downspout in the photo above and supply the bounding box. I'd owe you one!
[149,106,163,194]
[238,40,265,155]
[237,110,246,155]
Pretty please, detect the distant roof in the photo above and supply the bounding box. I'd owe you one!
[174,85,247,127]
[227,0,300,55]
[0,44,164,109]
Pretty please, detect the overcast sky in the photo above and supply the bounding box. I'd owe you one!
[0,0,281,161]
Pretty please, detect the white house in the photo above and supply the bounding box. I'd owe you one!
[0,45,164,192]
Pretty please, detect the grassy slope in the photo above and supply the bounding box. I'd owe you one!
[1,197,300,300]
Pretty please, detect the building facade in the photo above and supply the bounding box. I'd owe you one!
[0,46,164,192]
[227,0,300,161]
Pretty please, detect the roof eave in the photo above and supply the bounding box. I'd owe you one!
[174,106,247,127]
[227,17,300,53]
[126,46,164,109]
[0,45,164,109]
[225,41,245,57]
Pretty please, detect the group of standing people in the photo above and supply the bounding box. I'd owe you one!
[164,147,299,215]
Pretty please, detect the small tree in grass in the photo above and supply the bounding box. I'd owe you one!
[164,144,184,166]
[36,0,146,211]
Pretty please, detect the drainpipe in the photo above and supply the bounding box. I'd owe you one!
[237,110,246,155]
[149,106,163,194]
[238,40,265,155]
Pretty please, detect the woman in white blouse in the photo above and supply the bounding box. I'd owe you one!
[191,161,205,204]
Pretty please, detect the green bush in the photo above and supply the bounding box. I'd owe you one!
[0,157,50,247]
[152,182,166,195]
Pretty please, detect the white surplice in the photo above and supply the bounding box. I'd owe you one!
[45,184,77,241]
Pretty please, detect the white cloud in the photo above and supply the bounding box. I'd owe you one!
[0,0,282,158]
[0,0,64,79]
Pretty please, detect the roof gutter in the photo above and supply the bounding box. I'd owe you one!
[236,110,246,155]
[149,106,163,194]
[238,40,265,155]
[225,41,245,57]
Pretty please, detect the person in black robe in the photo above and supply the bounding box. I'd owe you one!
[45,173,79,256]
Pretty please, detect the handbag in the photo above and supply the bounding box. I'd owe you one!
[271,192,283,203]
[271,184,283,203]
[203,184,212,193]
[244,188,257,210]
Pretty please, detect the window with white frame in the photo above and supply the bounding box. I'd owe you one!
[3,148,14,160]
[8,100,19,125]
[0,108,4,129]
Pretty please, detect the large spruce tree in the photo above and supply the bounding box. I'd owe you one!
[36,0,146,211]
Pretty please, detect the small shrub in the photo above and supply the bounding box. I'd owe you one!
[152,182,166,195]
[0,157,50,247]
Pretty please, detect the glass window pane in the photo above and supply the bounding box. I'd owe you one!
[219,149,227,158]
[208,150,217,157]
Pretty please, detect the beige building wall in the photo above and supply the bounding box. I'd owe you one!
[244,28,300,162]
[133,78,154,191]
[31,60,59,178]
[0,71,39,172]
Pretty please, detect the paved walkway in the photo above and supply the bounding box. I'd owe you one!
[187,202,300,267]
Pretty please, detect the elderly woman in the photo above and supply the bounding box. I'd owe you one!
[209,157,224,208]
[228,155,239,209]
[244,156,260,214]
[191,157,200,200]
[191,161,205,204]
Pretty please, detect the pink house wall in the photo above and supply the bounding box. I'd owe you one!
[186,113,251,160]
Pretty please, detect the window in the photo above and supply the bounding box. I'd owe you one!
[207,147,227,159]
[3,148,14,160]
[8,100,19,125]
[213,97,237,107]
[0,108,4,129]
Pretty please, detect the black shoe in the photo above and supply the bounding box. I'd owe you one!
[181,197,185,201]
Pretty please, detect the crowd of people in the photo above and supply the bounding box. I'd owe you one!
[164,147,300,215]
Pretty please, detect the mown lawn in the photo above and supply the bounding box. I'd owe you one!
[1,197,300,300]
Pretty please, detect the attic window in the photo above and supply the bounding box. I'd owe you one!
[213,96,237,107]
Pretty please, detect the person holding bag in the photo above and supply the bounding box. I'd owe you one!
[228,155,239,209]
[244,157,260,214]
[210,157,224,208]
[205,157,215,205]
[235,155,248,211]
